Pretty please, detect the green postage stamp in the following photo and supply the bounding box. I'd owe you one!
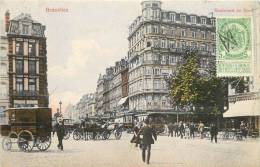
[216,17,252,77]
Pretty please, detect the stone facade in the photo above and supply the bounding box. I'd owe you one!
[96,58,128,117]
[0,12,9,111]
[7,13,49,107]
[128,1,216,115]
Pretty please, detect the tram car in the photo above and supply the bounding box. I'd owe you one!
[0,107,52,152]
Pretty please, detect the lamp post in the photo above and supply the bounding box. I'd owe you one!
[59,101,62,114]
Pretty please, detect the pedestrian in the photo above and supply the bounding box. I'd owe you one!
[179,121,184,139]
[198,121,205,139]
[168,122,174,137]
[189,122,195,139]
[210,123,218,143]
[130,123,141,147]
[53,116,65,151]
[138,119,157,165]
[174,122,179,137]
[240,121,247,139]
[184,123,190,139]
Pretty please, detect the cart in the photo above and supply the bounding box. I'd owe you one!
[1,107,52,152]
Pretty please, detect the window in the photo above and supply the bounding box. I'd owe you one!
[28,43,36,56]
[192,31,196,38]
[28,60,36,74]
[201,18,206,25]
[170,13,175,22]
[212,44,216,53]
[191,16,196,24]
[0,63,7,76]
[28,78,36,92]
[16,78,23,93]
[16,42,23,55]
[169,56,177,64]
[170,29,174,35]
[169,41,175,48]
[16,59,23,74]
[181,29,186,37]
[201,31,206,39]
[22,25,29,34]
[180,15,186,23]
[153,79,161,89]
[191,42,197,49]
[201,44,206,51]
[211,33,215,40]
[147,41,151,47]
[181,42,186,49]
[152,26,158,34]
[161,39,166,48]
[0,84,7,97]
[211,19,215,26]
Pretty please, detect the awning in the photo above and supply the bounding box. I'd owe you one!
[118,96,128,106]
[223,99,260,117]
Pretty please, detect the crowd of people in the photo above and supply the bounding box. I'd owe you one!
[165,121,216,141]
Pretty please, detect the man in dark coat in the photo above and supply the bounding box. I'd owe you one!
[179,121,184,139]
[168,122,174,137]
[139,119,157,165]
[53,117,65,150]
[189,122,195,139]
[210,123,218,143]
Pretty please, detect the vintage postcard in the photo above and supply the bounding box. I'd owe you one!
[0,0,259,167]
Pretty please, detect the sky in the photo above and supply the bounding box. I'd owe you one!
[0,0,256,112]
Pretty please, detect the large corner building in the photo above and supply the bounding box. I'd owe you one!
[127,1,216,120]
[6,13,49,108]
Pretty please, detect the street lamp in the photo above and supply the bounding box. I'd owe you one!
[59,101,62,114]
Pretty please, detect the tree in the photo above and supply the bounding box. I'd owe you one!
[169,50,225,115]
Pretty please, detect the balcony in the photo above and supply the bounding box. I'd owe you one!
[12,90,39,97]
[228,92,260,103]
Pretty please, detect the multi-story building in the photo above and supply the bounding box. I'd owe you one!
[0,11,9,111]
[96,58,129,118]
[96,74,104,115]
[128,1,216,119]
[87,96,96,117]
[74,93,95,119]
[7,13,49,107]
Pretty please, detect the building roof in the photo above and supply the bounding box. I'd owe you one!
[11,13,40,24]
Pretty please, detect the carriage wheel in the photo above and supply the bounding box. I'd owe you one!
[102,131,110,140]
[115,129,122,140]
[63,130,70,140]
[87,132,94,140]
[73,129,81,141]
[2,137,12,151]
[18,130,34,152]
[36,136,51,151]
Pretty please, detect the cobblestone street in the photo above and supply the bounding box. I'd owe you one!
[0,133,259,167]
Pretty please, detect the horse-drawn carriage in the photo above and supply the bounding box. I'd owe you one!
[0,108,52,152]
[72,119,123,141]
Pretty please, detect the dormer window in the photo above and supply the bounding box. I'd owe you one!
[170,13,175,22]
[22,24,29,34]
[191,16,196,24]
[201,18,206,25]
[211,19,215,26]
[180,15,186,23]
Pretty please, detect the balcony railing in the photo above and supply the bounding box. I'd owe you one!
[228,92,260,102]
[13,90,39,97]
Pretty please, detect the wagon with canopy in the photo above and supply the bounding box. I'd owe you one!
[0,107,52,152]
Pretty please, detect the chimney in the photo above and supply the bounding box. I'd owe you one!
[5,10,10,32]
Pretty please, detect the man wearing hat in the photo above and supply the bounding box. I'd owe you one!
[53,116,65,150]
[138,118,157,164]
